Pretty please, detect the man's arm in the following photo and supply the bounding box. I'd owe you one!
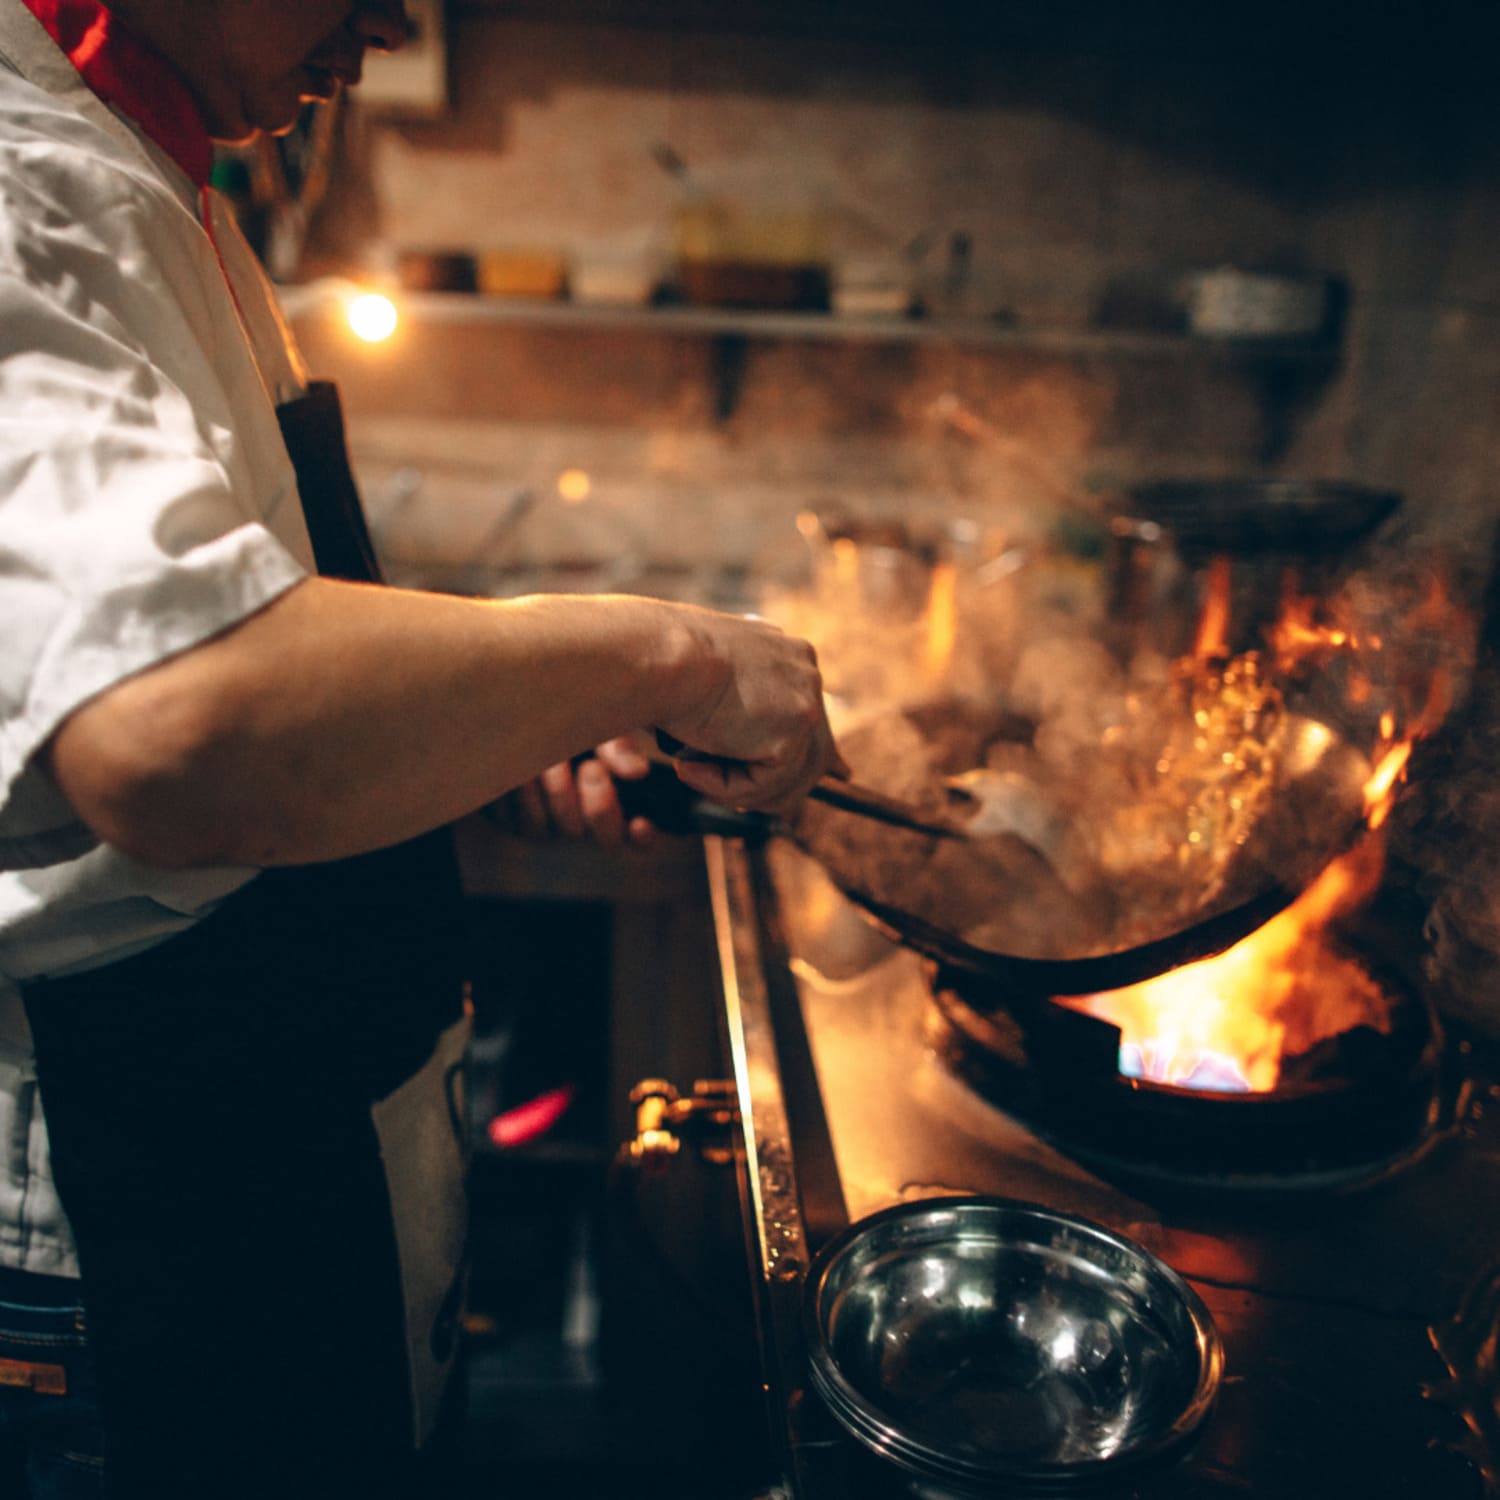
[45,577,839,869]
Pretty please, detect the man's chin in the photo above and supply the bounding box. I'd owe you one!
[236,84,326,140]
[255,90,334,135]
[207,119,258,147]
[297,63,345,109]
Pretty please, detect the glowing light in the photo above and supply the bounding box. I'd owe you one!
[1299,719,1335,757]
[346,292,398,343]
[557,468,591,504]
[487,1083,575,1149]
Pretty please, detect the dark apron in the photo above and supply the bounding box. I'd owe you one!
[21,382,469,1499]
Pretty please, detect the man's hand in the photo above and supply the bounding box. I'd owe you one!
[487,737,656,848]
[656,612,848,819]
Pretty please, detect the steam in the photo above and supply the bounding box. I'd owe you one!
[764,490,1489,981]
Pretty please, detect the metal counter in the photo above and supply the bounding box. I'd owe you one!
[708,835,1500,1500]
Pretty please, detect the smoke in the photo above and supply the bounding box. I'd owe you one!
[1390,532,1500,1035]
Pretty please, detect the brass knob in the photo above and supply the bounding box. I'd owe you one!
[620,1078,738,1170]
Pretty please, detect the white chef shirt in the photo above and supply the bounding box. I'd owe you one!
[0,0,320,1273]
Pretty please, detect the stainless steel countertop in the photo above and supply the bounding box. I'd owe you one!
[709,835,1500,1499]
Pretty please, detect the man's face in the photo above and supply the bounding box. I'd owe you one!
[202,1,410,141]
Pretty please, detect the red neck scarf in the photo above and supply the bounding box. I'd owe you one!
[18,0,213,186]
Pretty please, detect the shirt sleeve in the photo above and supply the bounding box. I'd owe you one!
[0,145,311,867]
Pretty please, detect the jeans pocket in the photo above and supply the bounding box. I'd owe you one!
[34,1445,107,1500]
[0,1290,108,1498]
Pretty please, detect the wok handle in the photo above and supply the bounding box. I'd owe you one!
[612,758,774,839]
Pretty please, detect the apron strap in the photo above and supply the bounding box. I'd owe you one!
[277,381,385,583]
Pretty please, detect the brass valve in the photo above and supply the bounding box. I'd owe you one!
[621,1077,738,1170]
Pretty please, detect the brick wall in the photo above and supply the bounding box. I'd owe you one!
[295,13,1500,592]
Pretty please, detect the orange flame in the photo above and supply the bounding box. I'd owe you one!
[1077,562,1473,1097]
[1363,741,1412,829]
[1268,592,1364,668]
[832,537,859,590]
[924,560,958,683]
[1061,831,1393,1093]
[1194,556,1233,658]
[1063,738,1414,1093]
[1269,569,1469,733]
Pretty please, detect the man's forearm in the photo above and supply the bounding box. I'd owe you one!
[43,578,734,868]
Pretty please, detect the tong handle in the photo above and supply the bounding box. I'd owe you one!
[807,779,963,840]
[654,731,959,839]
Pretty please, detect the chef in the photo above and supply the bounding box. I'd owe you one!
[0,2,842,1496]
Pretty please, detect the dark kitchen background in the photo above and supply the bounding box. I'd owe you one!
[241,2,1500,1495]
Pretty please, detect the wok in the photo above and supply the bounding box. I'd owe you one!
[625,714,1374,997]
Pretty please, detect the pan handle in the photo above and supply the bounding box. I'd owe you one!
[609,756,774,839]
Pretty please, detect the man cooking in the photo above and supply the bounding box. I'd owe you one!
[0,2,843,1495]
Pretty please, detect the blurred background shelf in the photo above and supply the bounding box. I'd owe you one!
[340,291,1343,362]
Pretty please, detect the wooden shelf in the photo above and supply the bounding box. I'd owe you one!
[329,291,1341,363]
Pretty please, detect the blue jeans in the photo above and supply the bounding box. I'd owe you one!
[0,1271,107,1499]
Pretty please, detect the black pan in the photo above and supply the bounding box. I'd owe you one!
[627,714,1375,997]
[1117,479,1401,557]
[821,859,1332,997]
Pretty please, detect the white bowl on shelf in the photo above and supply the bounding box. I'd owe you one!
[569,252,661,307]
[1185,267,1330,339]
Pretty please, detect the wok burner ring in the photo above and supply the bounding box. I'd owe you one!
[926,955,1447,1195]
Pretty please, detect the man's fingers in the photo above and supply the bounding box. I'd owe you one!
[576,756,627,847]
[512,778,549,837]
[595,736,651,780]
[540,761,585,839]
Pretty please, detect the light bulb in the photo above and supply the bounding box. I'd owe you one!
[346,291,398,343]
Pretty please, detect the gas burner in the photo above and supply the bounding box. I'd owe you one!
[925,947,1448,1195]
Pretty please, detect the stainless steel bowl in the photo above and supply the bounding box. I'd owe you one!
[803,1198,1224,1494]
